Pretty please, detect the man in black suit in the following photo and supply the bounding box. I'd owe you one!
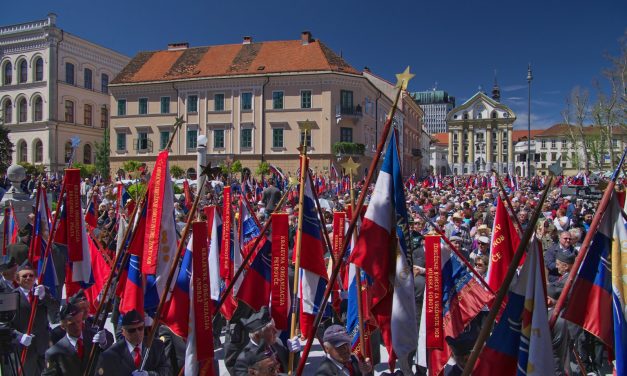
[7,228,30,265]
[95,309,171,376]
[314,325,372,376]
[42,302,110,375]
[261,178,281,215]
[242,340,281,376]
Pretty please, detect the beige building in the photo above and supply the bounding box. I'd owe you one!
[0,14,129,171]
[446,90,516,174]
[108,33,405,178]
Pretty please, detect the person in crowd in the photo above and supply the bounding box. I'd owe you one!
[315,325,372,376]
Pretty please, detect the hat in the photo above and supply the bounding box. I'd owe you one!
[121,309,143,327]
[18,228,30,238]
[257,201,264,206]
[68,289,87,305]
[450,235,463,243]
[17,260,34,272]
[556,251,575,264]
[477,236,490,244]
[564,196,572,201]
[244,340,274,367]
[445,332,476,357]
[0,256,16,272]
[452,212,463,220]
[477,224,489,233]
[60,302,82,320]
[242,307,272,332]
[323,324,352,347]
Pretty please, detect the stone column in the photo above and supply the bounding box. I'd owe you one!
[468,126,475,173]
[497,128,503,172]
[197,135,208,197]
[486,126,492,172]
[507,128,514,173]
[448,130,453,171]
[457,129,464,174]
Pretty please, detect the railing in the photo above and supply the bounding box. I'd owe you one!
[133,139,153,153]
[336,104,363,117]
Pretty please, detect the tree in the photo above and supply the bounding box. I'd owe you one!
[94,126,111,179]
[561,87,591,171]
[256,161,270,177]
[0,108,13,174]
[71,163,97,178]
[170,164,185,179]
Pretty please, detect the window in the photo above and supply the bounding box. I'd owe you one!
[551,152,557,161]
[35,58,43,81]
[65,63,75,85]
[139,98,148,115]
[300,130,312,148]
[160,131,170,150]
[340,127,353,142]
[241,128,252,148]
[214,94,224,111]
[116,132,126,151]
[34,97,43,121]
[213,129,224,149]
[491,111,497,119]
[3,100,12,123]
[340,90,353,112]
[541,153,546,161]
[64,100,74,123]
[64,141,72,163]
[551,139,556,149]
[160,97,170,114]
[138,132,148,151]
[18,140,26,162]
[241,92,252,110]
[84,104,92,126]
[541,140,546,149]
[83,144,92,164]
[3,62,12,85]
[463,112,468,120]
[187,95,198,113]
[272,128,284,148]
[34,140,43,163]
[19,60,27,83]
[18,98,27,123]
[272,91,284,109]
[117,99,126,116]
[101,74,109,93]
[613,139,618,148]
[101,106,108,128]
[300,90,312,109]
[84,68,92,89]
[187,128,198,149]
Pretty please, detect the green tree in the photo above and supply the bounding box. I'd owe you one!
[71,163,97,178]
[123,160,142,176]
[170,164,185,179]
[256,161,270,177]
[0,109,13,174]
[94,126,111,179]
[18,162,46,176]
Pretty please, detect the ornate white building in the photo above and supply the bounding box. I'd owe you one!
[0,14,129,172]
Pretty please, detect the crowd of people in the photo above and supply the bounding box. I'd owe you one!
[0,169,616,375]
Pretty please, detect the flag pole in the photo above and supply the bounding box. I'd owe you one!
[26,179,42,263]
[295,67,414,376]
[287,121,313,375]
[307,171,334,265]
[461,174,554,376]
[2,206,9,255]
[493,171,524,236]
[548,146,627,329]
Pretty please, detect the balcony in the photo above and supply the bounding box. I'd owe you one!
[333,142,365,157]
[335,104,362,123]
[133,138,153,153]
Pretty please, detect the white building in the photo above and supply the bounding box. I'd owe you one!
[411,90,455,134]
[0,14,129,172]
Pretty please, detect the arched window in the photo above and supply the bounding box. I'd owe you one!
[34,96,43,121]
[18,60,27,83]
[3,99,12,123]
[65,100,74,123]
[64,141,73,164]
[34,139,43,163]
[83,144,92,164]
[18,98,27,123]
[463,112,468,120]
[491,111,497,119]
[35,58,44,81]
[18,140,27,163]
[84,104,92,126]
[3,62,12,85]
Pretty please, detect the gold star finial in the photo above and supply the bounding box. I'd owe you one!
[288,176,298,186]
[395,66,414,90]
[299,119,315,132]
[341,157,360,177]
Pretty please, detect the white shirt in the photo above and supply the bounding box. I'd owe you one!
[18,286,31,299]
[66,333,83,350]
[125,339,143,357]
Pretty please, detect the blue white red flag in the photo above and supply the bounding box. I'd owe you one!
[7,205,19,244]
[562,194,627,375]
[163,236,193,338]
[84,195,98,228]
[66,212,94,296]
[30,187,59,297]
[119,254,144,316]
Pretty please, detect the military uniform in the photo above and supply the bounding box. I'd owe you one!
[95,339,171,376]
[224,303,254,374]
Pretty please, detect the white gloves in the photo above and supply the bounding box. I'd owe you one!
[144,315,153,327]
[34,285,46,299]
[92,330,107,348]
[287,336,301,353]
[19,334,34,347]
[339,290,348,300]
[131,371,148,376]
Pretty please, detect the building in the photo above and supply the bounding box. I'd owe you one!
[0,14,129,171]
[512,130,543,177]
[445,90,516,175]
[430,133,450,176]
[411,90,455,134]
[108,32,398,178]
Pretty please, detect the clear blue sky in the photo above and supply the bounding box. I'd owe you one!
[3,0,625,130]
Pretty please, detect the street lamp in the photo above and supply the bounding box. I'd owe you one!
[527,63,533,179]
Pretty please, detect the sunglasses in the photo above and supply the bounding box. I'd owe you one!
[125,325,145,334]
[20,274,34,278]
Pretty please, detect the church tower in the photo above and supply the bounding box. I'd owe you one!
[492,70,501,102]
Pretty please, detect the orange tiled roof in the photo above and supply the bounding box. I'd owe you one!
[535,123,627,137]
[512,129,544,142]
[111,40,360,84]
[432,133,448,145]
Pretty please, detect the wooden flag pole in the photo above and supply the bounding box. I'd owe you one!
[493,171,524,235]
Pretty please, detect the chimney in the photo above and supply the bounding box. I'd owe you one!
[167,42,189,51]
[47,13,57,26]
[242,36,252,45]
[301,31,313,45]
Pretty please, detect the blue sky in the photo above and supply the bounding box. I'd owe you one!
[3,0,625,130]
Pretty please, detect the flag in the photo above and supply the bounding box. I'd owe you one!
[562,194,627,375]
[349,131,418,366]
[270,213,289,331]
[474,237,554,375]
[119,254,144,316]
[205,206,221,302]
[64,169,84,262]
[84,195,98,228]
[163,236,193,338]
[183,179,193,211]
[221,195,242,321]
[30,187,59,298]
[486,197,521,292]
[7,205,19,244]
[66,212,94,297]
[220,187,232,280]
[83,234,112,314]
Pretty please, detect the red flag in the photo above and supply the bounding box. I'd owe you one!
[220,187,232,279]
[83,236,112,314]
[424,235,443,349]
[271,213,289,331]
[142,152,168,275]
[65,169,83,262]
[183,179,193,211]
[487,197,521,292]
[332,212,346,265]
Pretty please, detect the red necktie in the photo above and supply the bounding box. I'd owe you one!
[344,361,354,376]
[133,346,141,368]
[28,291,33,304]
[76,338,84,358]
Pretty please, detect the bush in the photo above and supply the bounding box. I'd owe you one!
[170,164,185,179]
[18,162,46,176]
[71,163,97,178]
[127,182,147,200]
[256,161,270,177]
[332,142,365,156]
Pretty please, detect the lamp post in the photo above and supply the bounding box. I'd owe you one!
[527,63,533,179]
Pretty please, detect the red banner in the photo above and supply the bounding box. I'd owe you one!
[192,221,214,363]
[204,206,215,247]
[425,234,443,349]
[65,169,83,262]
[271,213,289,331]
[487,197,521,292]
[220,187,232,279]
[143,152,168,275]
[332,212,346,265]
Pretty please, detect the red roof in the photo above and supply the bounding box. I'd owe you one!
[432,133,448,145]
[111,39,360,84]
[512,129,544,142]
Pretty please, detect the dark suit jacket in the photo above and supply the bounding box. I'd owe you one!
[7,242,29,265]
[96,338,172,376]
[314,355,364,376]
[11,286,59,356]
[42,328,110,375]
[233,339,289,376]
[261,186,281,212]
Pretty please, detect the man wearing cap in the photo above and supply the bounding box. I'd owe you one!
[42,302,110,375]
[7,228,30,265]
[244,340,281,376]
[544,230,576,283]
[11,261,60,375]
[315,324,372,376]
[470,236,490,261]
[96,309,171,375]
[234,306,299,376]
[445,212,472,253]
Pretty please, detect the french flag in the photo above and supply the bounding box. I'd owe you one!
[562,194,627,375]
[295,162,328,340]
[349,131,418,368]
